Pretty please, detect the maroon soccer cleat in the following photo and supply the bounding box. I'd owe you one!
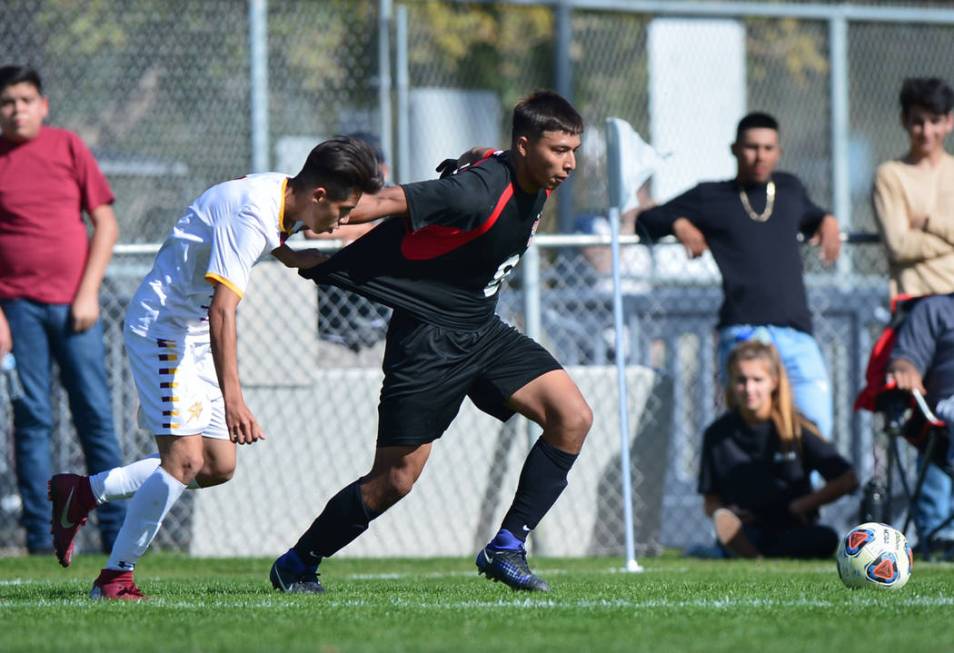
[90,569,145,601]
[48,474,98,567]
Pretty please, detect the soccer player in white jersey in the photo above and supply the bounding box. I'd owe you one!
[47,137,382,600]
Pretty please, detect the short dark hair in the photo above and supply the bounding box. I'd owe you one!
[735,112,779,143]
[346,131,386,165]
[0,65,42,95]
[293,136,383,199]
[511,90,583,144]
[900,77,954,116]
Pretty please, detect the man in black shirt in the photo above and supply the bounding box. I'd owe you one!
[638,112,841,438]
[269,91,590,593]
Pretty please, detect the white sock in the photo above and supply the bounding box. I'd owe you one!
[90,454,200,503]
[89,455,161,503]
[105,467,187,571]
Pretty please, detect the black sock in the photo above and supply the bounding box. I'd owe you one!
[500,439,578,543]
[293,479,380,565]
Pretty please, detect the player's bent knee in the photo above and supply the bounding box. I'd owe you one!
[386,468,417,500]
[577,400,594,434]
[552,400,593,437]
[543,400,592,453]
[165,453,205,484]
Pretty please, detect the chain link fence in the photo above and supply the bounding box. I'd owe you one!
[1,0,951,557]
[0,237,890,558]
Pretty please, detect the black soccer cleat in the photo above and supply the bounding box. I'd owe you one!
[475,546,550,592]
[270,550,325,594]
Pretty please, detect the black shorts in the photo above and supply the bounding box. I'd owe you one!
[377,311,563,446]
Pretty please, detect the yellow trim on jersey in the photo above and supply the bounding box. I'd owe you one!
[278,177,289,234]
[204,272,245,299]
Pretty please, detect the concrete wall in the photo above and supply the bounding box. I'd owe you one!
[190,365,672,558]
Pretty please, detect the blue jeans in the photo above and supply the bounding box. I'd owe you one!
[718,324,833,439]
[2,298,125,551]
[913,456,954,544]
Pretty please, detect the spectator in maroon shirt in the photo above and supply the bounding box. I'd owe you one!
[0,65,125,555]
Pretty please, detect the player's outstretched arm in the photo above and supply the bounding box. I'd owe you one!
[344,186,408,225]
[271,243,328,270]
[208,282,265,444]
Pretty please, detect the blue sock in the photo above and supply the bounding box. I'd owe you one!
[487,528,524,552]
[279,547,316,572]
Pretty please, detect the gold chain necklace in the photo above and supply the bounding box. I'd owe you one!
[739,180,776,222]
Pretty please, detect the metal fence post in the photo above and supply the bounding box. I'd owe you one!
[249,0,269,173]
[378,0,393,166]
[395,4,410,184]
[829,13,851,275]
[555,0,575,233]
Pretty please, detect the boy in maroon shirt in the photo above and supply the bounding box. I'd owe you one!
[0,65,125,554]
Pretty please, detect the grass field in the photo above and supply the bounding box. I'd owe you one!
[2,553,953,653]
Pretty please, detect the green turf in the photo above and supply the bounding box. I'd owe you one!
[1,553,952,653]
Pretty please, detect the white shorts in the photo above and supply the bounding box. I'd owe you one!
[124,327,228,439]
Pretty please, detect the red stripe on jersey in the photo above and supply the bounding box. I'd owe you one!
[400,183,514,261]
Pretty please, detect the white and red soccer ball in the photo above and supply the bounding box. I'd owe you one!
[836,522,912,590]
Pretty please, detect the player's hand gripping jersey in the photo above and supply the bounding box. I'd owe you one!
[301,151,547,329]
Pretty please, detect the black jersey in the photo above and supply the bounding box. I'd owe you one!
[697,412,853,528]
[302,151,548,329]
[638,172,827,334]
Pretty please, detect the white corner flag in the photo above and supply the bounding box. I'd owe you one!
[605,116,667,575]
[605,117,667,213]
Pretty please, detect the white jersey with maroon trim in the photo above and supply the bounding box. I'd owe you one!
[126,173,291,339]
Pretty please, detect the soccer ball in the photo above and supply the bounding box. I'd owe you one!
[836,522,912,590]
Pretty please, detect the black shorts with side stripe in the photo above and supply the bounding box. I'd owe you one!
[376,310,563,447]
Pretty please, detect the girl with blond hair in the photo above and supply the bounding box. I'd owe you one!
[697,340,858,558]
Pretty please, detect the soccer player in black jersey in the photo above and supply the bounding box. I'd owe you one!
[269,91,589,593]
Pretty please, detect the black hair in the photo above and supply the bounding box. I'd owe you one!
[0,65,42,95]
[735,112,779,143]
[511,90,583,145]
[900,77,954,116]
[292,136,383,199]
[345,131,386,165]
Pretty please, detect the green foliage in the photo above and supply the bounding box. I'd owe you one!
[747,17,829,87]
[269,0,376,95]
[407,1,553,110]
[1,554,952,653]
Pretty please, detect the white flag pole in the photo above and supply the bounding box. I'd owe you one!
[605,118,640,573]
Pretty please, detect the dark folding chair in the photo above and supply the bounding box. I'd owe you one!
[855,293,954,554]
[872,387,952,549]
